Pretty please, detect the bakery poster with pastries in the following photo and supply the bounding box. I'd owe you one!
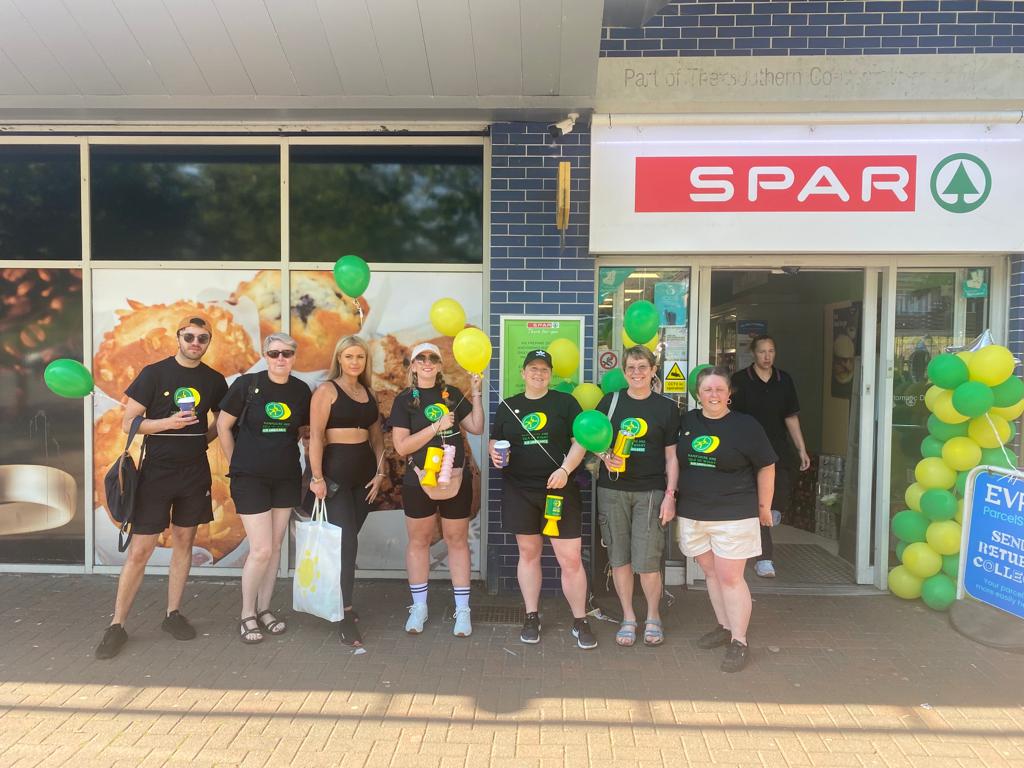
[0,268,85,564]
[288,270,485,575]
[91,269,278,567]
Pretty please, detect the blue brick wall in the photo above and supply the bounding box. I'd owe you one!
[1011,255,1024,363]
[488,123,595,595]
[601,0,1024,56]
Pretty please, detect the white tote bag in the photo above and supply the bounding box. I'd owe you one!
[292,497,343,622]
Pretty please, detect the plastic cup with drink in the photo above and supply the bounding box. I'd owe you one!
[178,394,196,416]
[494,440,511,467]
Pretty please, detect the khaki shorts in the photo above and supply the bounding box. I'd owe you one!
[596,487,666,573]
[678,517,761,560]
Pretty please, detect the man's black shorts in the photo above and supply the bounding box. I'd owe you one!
[132,460,213,535]
[501,481,582,539]
[230,474,302,515]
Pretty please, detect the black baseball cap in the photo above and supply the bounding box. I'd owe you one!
[522,349,552,368]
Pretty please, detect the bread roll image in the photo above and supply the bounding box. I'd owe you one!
[288,272,369,371]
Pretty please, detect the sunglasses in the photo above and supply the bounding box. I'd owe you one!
[414,354,441,364]
[266,349,296,359]
[180,333,210,344]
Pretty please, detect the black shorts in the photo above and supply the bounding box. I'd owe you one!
[133,460,213,535]
[402,473,473,520]
[230,474,302,515]
[501,480,582,539]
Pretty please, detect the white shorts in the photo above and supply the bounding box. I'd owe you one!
[678,517,762,560]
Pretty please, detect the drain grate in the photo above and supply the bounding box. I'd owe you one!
[445,604,526,625]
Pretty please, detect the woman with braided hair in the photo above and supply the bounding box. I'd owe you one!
[390,343,484,637]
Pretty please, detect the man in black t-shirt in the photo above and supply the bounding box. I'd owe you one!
[95,315,228,660]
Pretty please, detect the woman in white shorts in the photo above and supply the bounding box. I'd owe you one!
[676,366,776,672]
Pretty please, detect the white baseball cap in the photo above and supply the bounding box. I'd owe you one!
[410,342,442,362]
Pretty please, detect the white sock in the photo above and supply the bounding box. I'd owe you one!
[453,586,470,610]
[410,583,428,606]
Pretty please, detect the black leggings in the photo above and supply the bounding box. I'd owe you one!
[322,442,375,609]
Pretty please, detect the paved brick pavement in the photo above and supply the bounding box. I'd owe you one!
[1,573,1022,768]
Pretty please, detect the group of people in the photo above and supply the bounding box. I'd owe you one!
[94,316,807,674]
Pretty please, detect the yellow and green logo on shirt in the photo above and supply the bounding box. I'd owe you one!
[691,435,720,454]
[265,401,292,420]
[424,403,449,422]
[173,386,201,407]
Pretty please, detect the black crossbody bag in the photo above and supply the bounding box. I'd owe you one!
[103,415,146,552]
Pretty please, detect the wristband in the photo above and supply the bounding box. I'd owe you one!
[558,466,569,477]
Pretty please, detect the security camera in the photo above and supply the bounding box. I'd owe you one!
[548,112,580,140]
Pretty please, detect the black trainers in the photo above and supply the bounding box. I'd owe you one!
[94,624,127,660]
[572,618,598,650]
[520,612,541,644]
[721,640,750,673]
[161,610,196,640]
[697,624,732,649]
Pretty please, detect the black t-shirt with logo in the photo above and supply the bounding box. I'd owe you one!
[124,356,228,466]
[676,409,777,521]
[596,390,681,492]
[730,365,801,467]
[219,372,311,480]
[490,390,582,491]
[390,385,473,486]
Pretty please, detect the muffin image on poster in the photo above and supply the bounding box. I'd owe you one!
[91,269,278,567]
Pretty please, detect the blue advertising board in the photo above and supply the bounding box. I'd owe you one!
[960,467,1024,620]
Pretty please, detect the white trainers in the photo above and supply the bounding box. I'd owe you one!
[755,560,776,578]
[405,604,428,633]
[453,607,472,637]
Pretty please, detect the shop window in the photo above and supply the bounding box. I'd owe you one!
[90,146,280,261]
[0,146,81,261]
[289,145,483,264]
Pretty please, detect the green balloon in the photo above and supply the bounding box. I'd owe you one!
[891,509,929,543]
[920,435,944,459]
[991,375,1024,408]
[600,368,627,394]
[955,470,968,497]
[921,573,956,611]
[43,358,93,398]
[952,381,994,418]
[980,446,1015,470]
[927,354,969,390]
[927,414,969,441]
[687,363,712,400]
[920,489,957,521]
[895,541,908,561]
[553,381,575,394]
[333,254,371,298]
[1009,420,1018,442]
[623,300,659,345]
[572,409,614,453]
[941,552,960,579]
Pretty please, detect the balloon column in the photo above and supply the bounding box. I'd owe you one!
[889,338,1022,611]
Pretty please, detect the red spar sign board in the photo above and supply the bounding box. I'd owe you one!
[635,155,918,212]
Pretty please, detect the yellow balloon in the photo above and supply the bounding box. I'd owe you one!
[956,351,974,365]
[932,390,969,424]
[888,565,923,599]
[990,398,1024,421]
[968,345,1016,387]
[547,338,580,378]
[941,436,982,472]
[926,520,962,556]
[429,298,466,337]
[924,385,945,412]
[904,483,926,513]
[622,329,659,353]
[452,327,491,374]
[967,413,1011,449]
[572,382,603,411]
[955,498,963,523]
[914,457,956,490]
[902,542,942,579]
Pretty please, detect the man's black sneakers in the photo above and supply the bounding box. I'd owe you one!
[161,610,197,640]
[572,618,598,650]
[520,612,541,644]
[721,639,750,673]
[94,624,127,660]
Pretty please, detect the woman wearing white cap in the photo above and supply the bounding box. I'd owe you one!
[390,342,484,637]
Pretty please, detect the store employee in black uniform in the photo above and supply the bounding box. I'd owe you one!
[489,350,596,650]
[730,335,811,579]
[95,315,228,660]
[217,332,311,644]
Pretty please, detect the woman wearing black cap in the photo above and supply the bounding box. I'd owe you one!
[488,350,595,649]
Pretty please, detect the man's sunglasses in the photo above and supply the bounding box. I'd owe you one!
[266,349,296,359]
[413,354,441,364]
[180,333,211,344]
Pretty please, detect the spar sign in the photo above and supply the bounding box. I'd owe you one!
[960,467,1024,621]
[590,122,1024,253]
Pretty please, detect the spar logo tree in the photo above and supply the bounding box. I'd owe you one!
[930,153,991,213]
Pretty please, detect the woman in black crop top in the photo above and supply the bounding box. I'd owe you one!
[308,335,384,646]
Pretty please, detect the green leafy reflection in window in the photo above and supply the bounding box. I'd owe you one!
[0,147,81,261]
[290,146,483,264]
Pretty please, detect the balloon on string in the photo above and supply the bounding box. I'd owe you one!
[622,329,659,353]
[951,381,994,418]
[932,390,970,424]
[921,573,956,611]
[43,359,94,398]
[941,436,982,472]
[891,510,929,543]
[623,301,659,345]
[990,398,1024,421]
[429,298,466,337]
[332,254,371,298]
[600,368,627,394]
[547,338,580,378]
[904,483,926,513]
[990,374,1024,408]
[926,520,961,555]
[901,542,942,579]
[915,457,956,490]
[926,354,969,390]
[927,414,969,441]
[967,413,1010,448]
[572,383,604,411]
[452,327,492,374]
[687,364,712,400]
[888,566,923,599]
[941,552,960,579]
[968,344,1016,386]
[572,410,614,453]
[920,489,957,522]
[920,435,944,459]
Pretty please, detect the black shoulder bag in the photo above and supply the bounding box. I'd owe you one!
[103,415,146,553]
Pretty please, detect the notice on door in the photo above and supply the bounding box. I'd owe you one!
[664,360,687,394]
